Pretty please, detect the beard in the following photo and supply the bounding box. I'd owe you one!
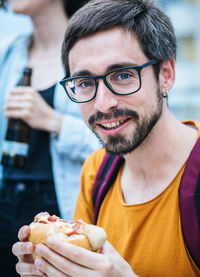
[88,88,163,155]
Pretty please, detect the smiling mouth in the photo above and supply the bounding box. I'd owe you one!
[99,119,130,130]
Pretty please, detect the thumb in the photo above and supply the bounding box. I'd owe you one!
[18,225,30,241]
[101,240,117,255]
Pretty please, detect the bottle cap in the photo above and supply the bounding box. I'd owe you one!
[23,67,32,74]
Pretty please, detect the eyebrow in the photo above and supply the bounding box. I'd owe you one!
[71,62,138,77]
[107,62,138,71]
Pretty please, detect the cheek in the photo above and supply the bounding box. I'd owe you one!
[123,93,146,110]
[133,79,159,108]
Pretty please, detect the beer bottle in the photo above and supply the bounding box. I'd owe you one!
[1,67,32,168]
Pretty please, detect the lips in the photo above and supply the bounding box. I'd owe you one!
[89,109,138,134]
[95,117,132,136]
[100,119,128,130]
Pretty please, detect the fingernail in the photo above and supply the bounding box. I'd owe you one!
[26,242,33,253]
[35,258,42,274]
[36,244,42,254]
[46,236,52,245]
[35,257,42,266]
[22,226,27,237]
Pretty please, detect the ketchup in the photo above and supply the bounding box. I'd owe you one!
[66,230,79,236]
[48,216,58,222]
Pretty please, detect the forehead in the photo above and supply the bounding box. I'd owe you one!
[68,27,147,75]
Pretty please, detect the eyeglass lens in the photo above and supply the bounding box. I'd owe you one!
[65,67,140,102]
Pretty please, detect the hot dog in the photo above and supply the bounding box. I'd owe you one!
[28,212,107,260]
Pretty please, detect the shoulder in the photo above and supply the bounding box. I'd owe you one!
[0,34,28,51]
[0,35,16,61]
[80,148,106,191]
[0,33,30,61]
[182,120,200,138]
[0,35,18,48]
[74,148,107,223]
[82,148,107,174]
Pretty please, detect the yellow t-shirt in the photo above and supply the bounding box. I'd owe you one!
[74,121,200,277]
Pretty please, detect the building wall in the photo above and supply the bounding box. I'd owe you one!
[158,0,200,122]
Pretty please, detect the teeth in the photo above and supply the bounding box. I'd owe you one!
[101,120,125,130]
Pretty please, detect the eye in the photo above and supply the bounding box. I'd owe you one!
[76,78,94,88]
[111,69,137,82]
[117,72,132,80]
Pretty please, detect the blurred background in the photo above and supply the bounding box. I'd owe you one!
[158,0,200,122]
[0,0,199,122]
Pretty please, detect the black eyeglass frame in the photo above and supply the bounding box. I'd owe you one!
[59,59,158,103]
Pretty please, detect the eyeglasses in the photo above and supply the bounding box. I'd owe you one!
[59,59,157,103]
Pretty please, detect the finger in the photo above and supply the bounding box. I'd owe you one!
[10,86,33,95]
[6,90,33,100]
[18,225,31,241]
[46,237,105,269]
[12,241,34,260]
[35,253,93,277]
[4,108,30,118]
[101,240,117,254]
[101,241,129,265]
[21,274,43,277]
[35,257,71,277]
[13,226,33,259]
[4,105,34,123]
[6,87,35,107]
[4,102,32,114]
[17,271,44,276]
[16,261,42,276]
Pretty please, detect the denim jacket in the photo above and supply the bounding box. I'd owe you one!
[0,34,100,220]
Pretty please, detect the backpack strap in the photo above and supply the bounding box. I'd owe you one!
[179,137,200,269]
[92,153,124,224]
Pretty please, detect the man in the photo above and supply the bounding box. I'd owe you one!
[12,0,200,276]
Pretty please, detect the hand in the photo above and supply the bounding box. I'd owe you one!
[12,225,46,276]
[4,86,61,133]
[33,237,138,277]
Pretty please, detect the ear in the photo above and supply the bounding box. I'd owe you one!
[159,57,175,94]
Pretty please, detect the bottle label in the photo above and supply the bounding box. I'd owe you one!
[2,140,29,156]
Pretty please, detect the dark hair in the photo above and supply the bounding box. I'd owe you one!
[61,0,177,78]
[0,0,6,9]
[0,0,89,17]
[63,0,89,17]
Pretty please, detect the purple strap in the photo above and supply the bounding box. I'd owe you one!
[92,153,110,196]
[179,137,200,268]
[93,154,122,224]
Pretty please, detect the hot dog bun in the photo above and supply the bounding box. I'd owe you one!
[28,212,106,260]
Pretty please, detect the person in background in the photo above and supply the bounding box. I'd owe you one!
[0,0,99,276]
[12,0,200,276]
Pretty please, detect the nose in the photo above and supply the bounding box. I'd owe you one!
[94,80,119,113]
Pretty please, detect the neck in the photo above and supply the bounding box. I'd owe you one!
[120,109,198,204]
[27,2,68,89]
[30,2,68,51]
[123,110,198,181]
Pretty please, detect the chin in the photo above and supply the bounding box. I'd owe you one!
[10,7,27,14]
[9,1,32,15]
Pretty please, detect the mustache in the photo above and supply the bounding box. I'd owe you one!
[88,108,139,126]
